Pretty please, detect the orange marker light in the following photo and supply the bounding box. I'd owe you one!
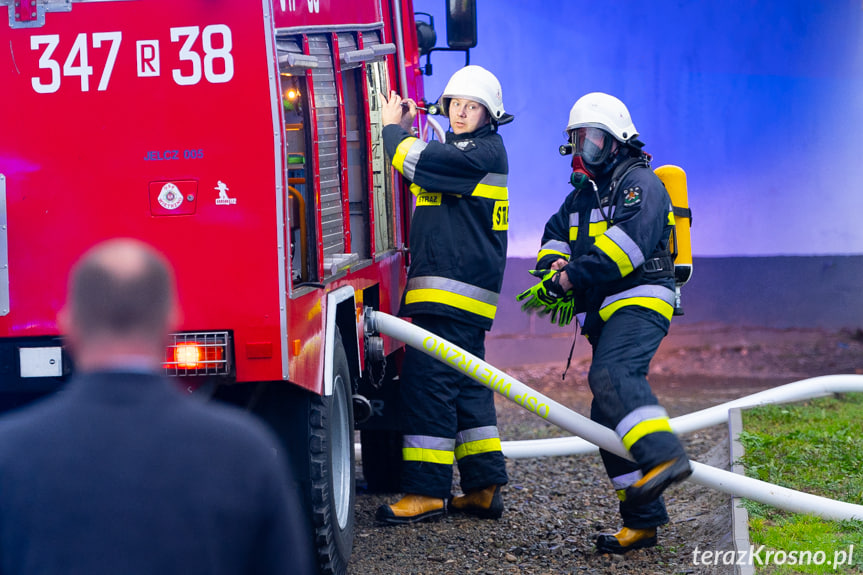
[175,342,203,369]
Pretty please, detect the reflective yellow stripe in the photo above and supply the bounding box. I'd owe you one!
[621,417,673,450]
[393,137,419,174]
[594,234,634,277]
[588,221,608,236]
[472,183,508,200]
[405,288,497,320]
[667,210,676,226]
[410,183,426,197]
[454,437,502,460]
[537,249,568,263]
[402,447,454,465]
[569,226,579,241]
[599,296,674,322]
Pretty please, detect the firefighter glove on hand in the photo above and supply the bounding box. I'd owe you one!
[517,270,570,316]
[550,296,576,327]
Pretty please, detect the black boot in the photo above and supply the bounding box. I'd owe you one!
[624,457,692,506]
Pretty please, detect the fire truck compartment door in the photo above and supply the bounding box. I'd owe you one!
[0,174,7,316]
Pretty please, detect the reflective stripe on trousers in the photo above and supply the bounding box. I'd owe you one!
[405,276,500,321]
[454,425,502,460]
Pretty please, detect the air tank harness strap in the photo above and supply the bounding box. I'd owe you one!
[673,206,692,223]
[641,253,675,279]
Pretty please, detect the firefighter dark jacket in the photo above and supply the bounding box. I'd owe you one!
[536,160,676,335]
[383,123,509,331]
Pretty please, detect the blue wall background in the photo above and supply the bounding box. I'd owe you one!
[412,1,863,257]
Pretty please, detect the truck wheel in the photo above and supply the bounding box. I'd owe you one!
[310,332,355,574]
[359,429,402,493]
[236,331,355,575]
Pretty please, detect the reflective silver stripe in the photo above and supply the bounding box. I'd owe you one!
[479,172,508,187]
[604,226,645,269]
[611,469,644,491]
[589,208,608,223]
[601,284,676,310]
[615,405,669,439]
[455,425,500,447]
[403,434,455,451]
[539,239,570,256]
[402,139,428,181]
[407,276,499,306]
[569,213,579,227]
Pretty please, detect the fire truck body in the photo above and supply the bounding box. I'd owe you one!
[0,0,425,388]
[0,0,448,571]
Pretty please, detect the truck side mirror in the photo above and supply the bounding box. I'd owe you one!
[446,0,477,49]
[415,20,437,56]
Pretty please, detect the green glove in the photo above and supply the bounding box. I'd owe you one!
[516,269,568,314]
[549,295,576,327]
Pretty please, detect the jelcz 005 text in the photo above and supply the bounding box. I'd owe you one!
[145,149,205,161]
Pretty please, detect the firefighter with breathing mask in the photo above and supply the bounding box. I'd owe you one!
[518,92,692,553]
[375,65,513,525]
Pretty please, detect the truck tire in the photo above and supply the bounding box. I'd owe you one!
[310,332,355,574]
[235,331,355,575]
[359,429,402,493]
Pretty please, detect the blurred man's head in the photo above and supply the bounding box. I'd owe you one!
[59,239,179,371]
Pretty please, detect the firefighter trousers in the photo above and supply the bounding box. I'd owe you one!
[398,314,508,499]
[586,306,687,528]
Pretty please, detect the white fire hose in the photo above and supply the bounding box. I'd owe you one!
[364,310,863,521]
[501,375,863,458]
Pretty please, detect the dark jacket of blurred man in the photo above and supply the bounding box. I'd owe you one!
[0,238,314,575]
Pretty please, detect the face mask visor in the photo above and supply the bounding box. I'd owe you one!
[569,127,614,167]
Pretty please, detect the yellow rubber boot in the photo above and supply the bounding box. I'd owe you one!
[450,485,503,519]
[375,494,446,525]
[595,527,657,554]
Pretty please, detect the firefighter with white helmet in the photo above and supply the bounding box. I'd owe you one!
[437,64,510,125]
[518,92,692,554]
[375,65,511,525]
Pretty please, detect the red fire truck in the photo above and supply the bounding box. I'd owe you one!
[0,0,474,572]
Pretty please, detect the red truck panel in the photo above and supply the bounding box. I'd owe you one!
[273,0,383,30]
[1,0,288,382]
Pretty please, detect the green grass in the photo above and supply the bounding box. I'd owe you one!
[738,393,863,573]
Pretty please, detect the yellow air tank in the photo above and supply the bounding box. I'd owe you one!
[654,165,692,314]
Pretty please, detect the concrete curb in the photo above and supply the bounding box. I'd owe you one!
[729,407,755,575]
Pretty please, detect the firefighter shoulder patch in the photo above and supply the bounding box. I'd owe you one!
[623,186,642,207]
[454,139,476,151]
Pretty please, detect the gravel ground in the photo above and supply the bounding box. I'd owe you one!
[349,326,863,575]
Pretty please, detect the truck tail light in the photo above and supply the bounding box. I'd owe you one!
[164,332,231,376]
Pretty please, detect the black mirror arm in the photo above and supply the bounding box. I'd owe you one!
[421,46,470,76]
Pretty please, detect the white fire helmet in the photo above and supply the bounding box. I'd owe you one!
[565,92,639,144]
[439,65,506,122]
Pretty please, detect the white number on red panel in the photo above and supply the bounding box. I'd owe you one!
[31,32,120,94]
[171,25,234,85]
[29,25,234,93]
